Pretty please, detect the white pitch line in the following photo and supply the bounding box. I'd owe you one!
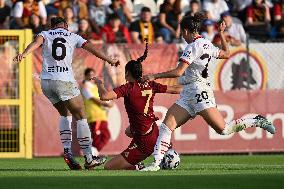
[190,163,284,168]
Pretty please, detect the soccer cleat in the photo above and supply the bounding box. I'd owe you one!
[63,150,82,170]
[84,155,107,170]
[254,115,276,134]
[135,162,146,170]
[139,162,160,172]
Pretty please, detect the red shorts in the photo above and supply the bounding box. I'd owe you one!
[121,123,159,165]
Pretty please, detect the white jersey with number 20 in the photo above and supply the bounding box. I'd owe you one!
[38,28,87,82]
[175,36,221,118]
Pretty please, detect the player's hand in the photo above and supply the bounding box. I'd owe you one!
[142,74,155,82]
[218,21,226,33]
[13,53,26,63]
[91,77,103,85]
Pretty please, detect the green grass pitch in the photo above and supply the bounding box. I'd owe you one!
[0,155,284,189]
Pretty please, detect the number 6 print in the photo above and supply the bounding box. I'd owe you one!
[52,37,67,61]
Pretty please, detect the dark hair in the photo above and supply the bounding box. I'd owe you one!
[125,40,149,82]
[253,0,265,5]
[50,17,67,28]
[84,68,95,76]
[108,13,121,22]
[141,6,151,13]
[161,0,181,15]
[190,0,199,5]
[180,12,205,33]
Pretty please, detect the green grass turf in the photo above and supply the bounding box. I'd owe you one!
[0,155,284,189]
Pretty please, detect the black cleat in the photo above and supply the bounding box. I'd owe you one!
[135,162,145,170]
[63,149,82,170]
[84,155,107,170]
[254,115,276,134]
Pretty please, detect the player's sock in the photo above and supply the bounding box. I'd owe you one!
[222,118,257,135]
[59,116,72,153]
[77,119,93,163]
[91,146,99,156]
[153,123,172,166]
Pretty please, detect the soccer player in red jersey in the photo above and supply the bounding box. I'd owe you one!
[92,42,182,170]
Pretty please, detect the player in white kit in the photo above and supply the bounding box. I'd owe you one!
[13,17,119,170]
[141,13,276,171]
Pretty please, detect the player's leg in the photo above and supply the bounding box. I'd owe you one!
[41,79,81,170]
[64,95,106,169]
[198,107,275,135]
[90,121,111,155]
[105,139,147,170]
[53,101,72,152]
[97,121,111,150]
[53,102,82,170]
[142,103,191,172]
[89,121,100,156]
[104,155,135,170]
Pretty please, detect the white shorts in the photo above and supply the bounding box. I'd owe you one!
[175,81,216,118]
[41,79,80,104]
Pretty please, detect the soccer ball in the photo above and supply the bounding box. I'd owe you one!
[160,149,180,169]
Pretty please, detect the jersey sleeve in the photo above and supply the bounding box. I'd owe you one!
[113,83,130,98]
[37,31,45,42]
[151,81,168,93]
[75,34,88,48]
[81,82,95,99]
[179,44,201,65]
[81,87,93,99]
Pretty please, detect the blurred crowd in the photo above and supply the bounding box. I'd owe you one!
[0,0,284,45]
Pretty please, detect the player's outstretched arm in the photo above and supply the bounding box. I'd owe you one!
[143,62,189,81]
[91,77,118,101]
[217,21,230,59]
[165,85,183,94]
[82,42,120,66]
[13,35,44,63]
[82,84,113,107]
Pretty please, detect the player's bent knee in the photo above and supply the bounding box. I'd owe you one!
[69,108,85,120]
[104,161,114,170]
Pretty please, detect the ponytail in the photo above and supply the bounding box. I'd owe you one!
[125,39,149,82]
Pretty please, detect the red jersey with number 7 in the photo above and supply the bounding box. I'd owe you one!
[113,81,167,135]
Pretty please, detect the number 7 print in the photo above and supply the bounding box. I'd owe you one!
[141,90,153,114]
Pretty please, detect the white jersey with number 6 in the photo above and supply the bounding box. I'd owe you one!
[38,28,87,82]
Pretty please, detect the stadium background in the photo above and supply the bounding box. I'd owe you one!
[0,0,284,158]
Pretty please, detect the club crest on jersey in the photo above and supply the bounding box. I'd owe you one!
[48,66,69,73]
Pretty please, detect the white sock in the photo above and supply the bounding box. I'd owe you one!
[77,119,93,163]
[153,123,172,166]
[59,116,72,153]
[222,118,256,135]
[91,147,99,156]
